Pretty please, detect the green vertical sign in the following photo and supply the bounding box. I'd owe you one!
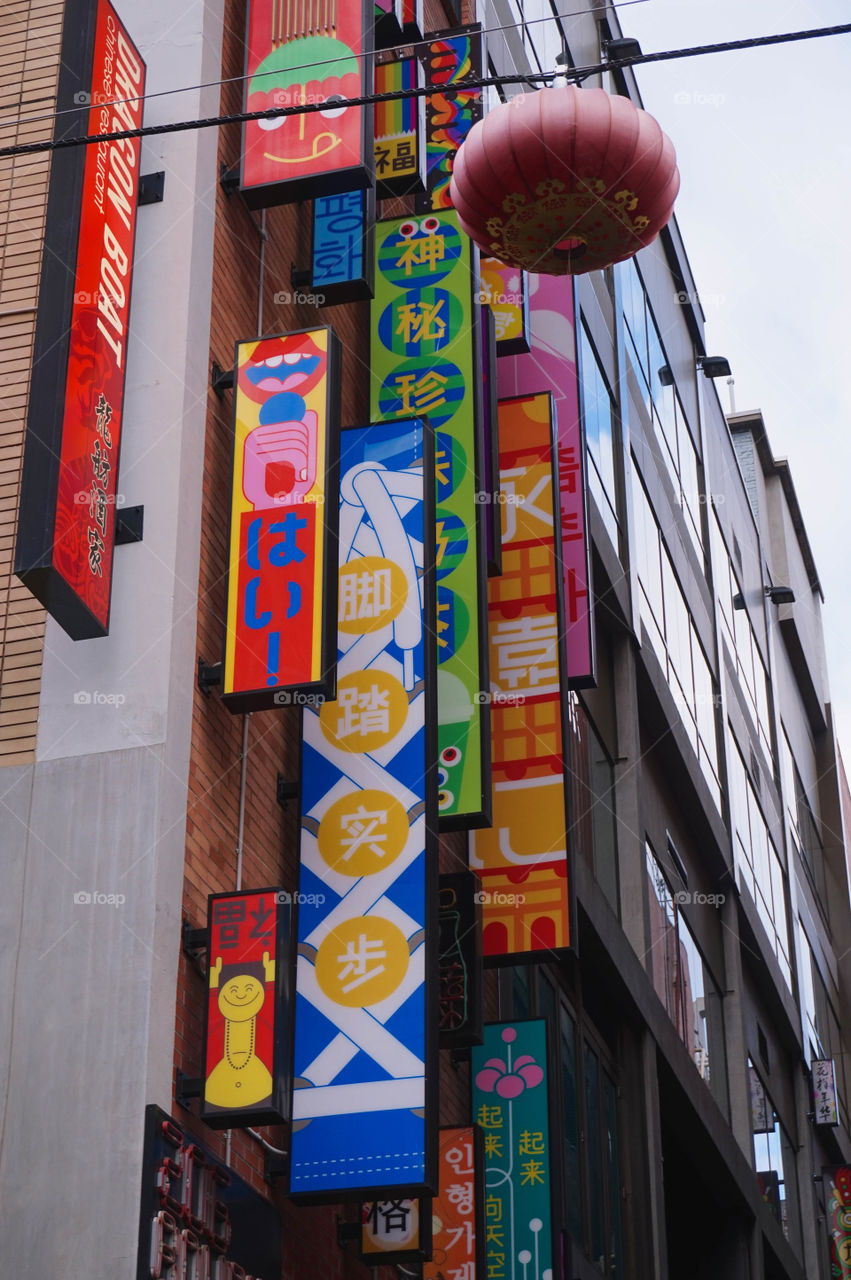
[472,1020,553,1280]
[371,210,489,828]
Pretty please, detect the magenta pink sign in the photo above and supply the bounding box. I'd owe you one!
[497,273,595,686]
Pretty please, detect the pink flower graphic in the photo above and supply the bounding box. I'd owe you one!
[474,1027,544,1098]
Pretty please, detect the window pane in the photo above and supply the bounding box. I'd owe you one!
[584,1043,606,1271]
[603,1073,623,1279]
[561,1007,582,1242]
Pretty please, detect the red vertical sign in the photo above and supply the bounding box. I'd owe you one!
[202,888,291,1129]
[15,0,145,638]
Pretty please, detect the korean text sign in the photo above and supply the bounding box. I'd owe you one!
[15,0,145,638]
[423,1127,484,1280]
[312,189,375,305]
[239,0,372,207]
[201,889,291,1129]
[473,1021,553,1280]
[289,418,438,1200]
[222,328,340,711]
[371,210,490,829]
[498,273,595,686]
[469,394,572,957]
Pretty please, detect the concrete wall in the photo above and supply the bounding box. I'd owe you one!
[0,1,223,1274]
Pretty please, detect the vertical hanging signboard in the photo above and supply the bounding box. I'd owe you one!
[416,25,484,212]
[289,418,438,1201]
[15,0,145,639]
[312,188,376,306]
[423,1127,485,1280]
[374,58,426,198]
[479,256,531,356]
[201,888,292,1129]
[222,328,340,711]
[480,305,501,576]
[473,1021,553,1280]
[371,210,490,829]
[361,1200,432,1264]
[240,0,372,207]
[438,871,483,1049]
[498,273,596,687]
[470,394,572,958]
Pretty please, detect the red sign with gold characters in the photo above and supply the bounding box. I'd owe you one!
[469,394,573,958]
[222,328,340,711]
[15,0,145,639]
[201,888,292,1129]
[424,1127,484,1280]
[239,0,372,207]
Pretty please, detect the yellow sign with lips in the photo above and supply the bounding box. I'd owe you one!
[223,328,339,710]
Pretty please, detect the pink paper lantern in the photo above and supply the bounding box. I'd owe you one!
[449,85,679,275]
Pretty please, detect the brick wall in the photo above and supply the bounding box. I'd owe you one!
[0,0,63,765]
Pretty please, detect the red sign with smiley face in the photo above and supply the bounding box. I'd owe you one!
[240,0,373,207]
[202,888,292,1129]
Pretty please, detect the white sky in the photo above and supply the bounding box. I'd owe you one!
[615,0,851,749]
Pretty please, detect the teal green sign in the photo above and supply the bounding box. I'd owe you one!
[371,211,489,827]
[472,1020,552,1280]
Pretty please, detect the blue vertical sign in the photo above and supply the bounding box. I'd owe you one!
[472,1021,553,1280]
[311,188,375,306]
[289,418,438,1200]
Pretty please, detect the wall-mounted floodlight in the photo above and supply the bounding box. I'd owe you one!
[765,584,795,605]
[697,356,732,379]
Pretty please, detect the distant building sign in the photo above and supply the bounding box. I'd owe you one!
[222,328,340,711]
[240,0,372,207]
[201,888,291,1129]
[289,419,438,1200]
[470,394,573,957]
[473,1021,553,1280]
[15,0,145,639]
[136,1105,281,1280]
[813,1058,839,1126]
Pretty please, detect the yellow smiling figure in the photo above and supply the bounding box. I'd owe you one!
[205,951,274,1109]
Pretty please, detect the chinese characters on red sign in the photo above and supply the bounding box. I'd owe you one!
[202,889,290,1128]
